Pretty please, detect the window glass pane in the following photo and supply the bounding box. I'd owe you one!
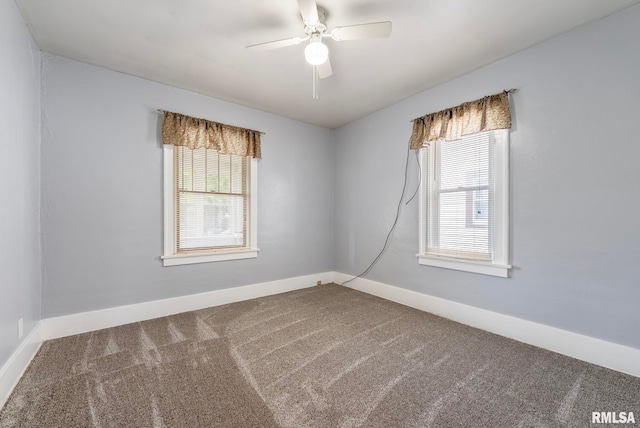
[192,149,206,192]
[231,155,244,194]
[178,193,245,250]
[218,154,231,193]
[176,147,247,251]
[440,133,489,190]
[427,132,494,261]
[206,150,219,193]
[472,189,489,226]
[178,147,193,191]
[438,191,489,256]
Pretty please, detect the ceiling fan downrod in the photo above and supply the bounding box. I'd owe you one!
[313,65,319,99]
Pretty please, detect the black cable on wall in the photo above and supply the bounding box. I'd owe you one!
[341,137,420,286]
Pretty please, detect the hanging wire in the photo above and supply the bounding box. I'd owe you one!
[405,150,421,205]
[341,136,417,286]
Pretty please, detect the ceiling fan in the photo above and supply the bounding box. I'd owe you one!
[246,0,392,99]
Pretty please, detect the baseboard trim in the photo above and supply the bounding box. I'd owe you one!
[334,272,640,378]
[0,322,43,409]
[41,272,333,341]
[1,272,331,409]
[4,271,637,410]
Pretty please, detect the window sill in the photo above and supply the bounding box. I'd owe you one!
[417,254,511,278]
[162,248,259,267]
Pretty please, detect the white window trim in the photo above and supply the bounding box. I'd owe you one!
[417,129,511,278]
[161,145,259,267]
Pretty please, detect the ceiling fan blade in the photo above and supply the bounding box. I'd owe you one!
[318,58,332,79]
[246,36,308,52]
[297,0,319,25]
[330,21,392,41]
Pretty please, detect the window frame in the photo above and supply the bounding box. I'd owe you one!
[161,145,258,267]
[418,129,511,277]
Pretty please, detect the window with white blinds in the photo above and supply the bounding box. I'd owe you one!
[427,132,493,260]
[162,145,258,266]
[176,147,248,251]
[419,129,510,277]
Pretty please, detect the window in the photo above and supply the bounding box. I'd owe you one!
[162,145,258,266]
[418,129,510,277]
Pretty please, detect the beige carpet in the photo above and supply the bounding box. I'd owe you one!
[1,284,639,427]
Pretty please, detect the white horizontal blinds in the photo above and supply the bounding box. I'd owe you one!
[428,131,494,261]
[176,146,247,252]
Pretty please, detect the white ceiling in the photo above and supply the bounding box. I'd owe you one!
[15,0,640,128]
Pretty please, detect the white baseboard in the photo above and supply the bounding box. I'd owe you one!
[1,271,331,409]
[333,272,640,378]
[41,272,333,341]
[3,270,637,411]
[0,322,43,409]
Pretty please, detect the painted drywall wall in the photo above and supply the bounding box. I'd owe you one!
[0,1,42,366]
[334,5,640,349]
[41,55,334,317]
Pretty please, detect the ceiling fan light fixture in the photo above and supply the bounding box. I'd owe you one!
[246,0,392,97]
[304,39,329,65]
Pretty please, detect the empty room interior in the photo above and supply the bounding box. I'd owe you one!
[2,0,640,426]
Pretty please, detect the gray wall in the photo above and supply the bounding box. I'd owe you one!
[334,6,640,349]
[8,0,639,359]
[41,55,334,317]
[0,1,42,366]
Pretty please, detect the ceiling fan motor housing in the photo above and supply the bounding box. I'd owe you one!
[304,6,328,35]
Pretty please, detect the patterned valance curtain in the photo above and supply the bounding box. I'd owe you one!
[162,111,262,158]
[410,91,512,149]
